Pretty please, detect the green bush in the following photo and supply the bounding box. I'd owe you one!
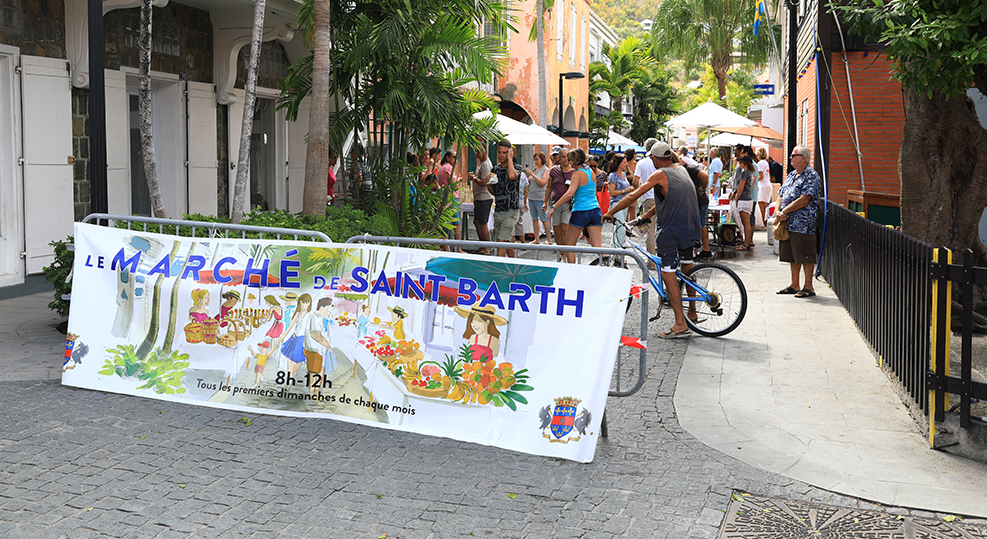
[111,207,392,242]
[41,236,74,318]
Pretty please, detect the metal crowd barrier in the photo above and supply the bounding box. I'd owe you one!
[67,216,648,438]
[64,214,334,301]
[81,213,333,243]
[345,234,652,439]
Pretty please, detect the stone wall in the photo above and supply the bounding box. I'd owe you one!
[71,87,90,221]
[103,2,212,83]
[0,0,66,58]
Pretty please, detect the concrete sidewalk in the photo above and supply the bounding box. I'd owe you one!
[0,289,67,383]
[675,228,987,518]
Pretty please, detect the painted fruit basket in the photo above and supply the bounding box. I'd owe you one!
[403,377,451,398]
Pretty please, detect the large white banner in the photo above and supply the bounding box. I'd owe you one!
[63,223,632,462]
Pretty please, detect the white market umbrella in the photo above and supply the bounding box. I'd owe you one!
[665,101,756,154]
[473,111,569,146]
[605,130,638,146]
[707,132,769,148]
[664,101,757,129]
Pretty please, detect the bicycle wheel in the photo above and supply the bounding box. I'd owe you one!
[681,263,747,337]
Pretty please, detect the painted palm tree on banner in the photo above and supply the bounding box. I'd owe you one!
[651,0,776,100]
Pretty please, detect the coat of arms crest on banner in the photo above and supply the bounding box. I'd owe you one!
[539,396,592,444]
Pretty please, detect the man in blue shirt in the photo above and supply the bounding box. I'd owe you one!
[776,145,822,298]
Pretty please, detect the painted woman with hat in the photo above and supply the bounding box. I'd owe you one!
[388,306,408,340]
[219,290,241,320]
[454,305,508,361]
[188,288,211,322]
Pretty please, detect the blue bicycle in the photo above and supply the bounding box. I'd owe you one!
[594,219,748,337]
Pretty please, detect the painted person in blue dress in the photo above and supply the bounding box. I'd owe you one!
[776,145,822,298]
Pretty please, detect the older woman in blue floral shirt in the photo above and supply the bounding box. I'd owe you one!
[776,146,822,298]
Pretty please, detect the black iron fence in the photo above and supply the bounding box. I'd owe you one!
[929,248,987,430]
[819,202,933,412]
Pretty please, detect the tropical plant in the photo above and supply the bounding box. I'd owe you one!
[588,36,657,119]
[628,67,679,144]
[651,0,776,99]
[279,0,512,232]
[99,344,190,395]
[42,236,74,318]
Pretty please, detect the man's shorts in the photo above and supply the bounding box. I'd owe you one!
[550,200,572,226]
[528,198,548,222]
[568,207,603,230]
[699,204,709,228]
[779,230,818,264]
[304,349,323,374]
[657,246,694,273]
[493,209,521,241]
[473,199,493,224]
[736,200,754,213]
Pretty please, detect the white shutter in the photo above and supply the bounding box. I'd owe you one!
[187,81,218,216]
[21,56,73,274]
[569,4,577,67]
[104,69,129,214]
[0,46,24,287]
[556,2,564,61]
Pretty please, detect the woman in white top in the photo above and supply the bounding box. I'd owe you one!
[755,147,772,226]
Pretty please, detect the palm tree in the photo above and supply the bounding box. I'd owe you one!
[138,0,166,218]
[231,0,268,223]
[628,67,679,144]
[528,0,555,148]
[301,0,332,217]
[588,36,656,125]
[651,0,775,100]
[680,66,756,116]
[279,0,510,236]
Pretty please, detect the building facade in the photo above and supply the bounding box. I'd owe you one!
[782,0,906,206]
[0,0,313,287]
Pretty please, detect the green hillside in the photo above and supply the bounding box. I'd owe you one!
[591,0,662,38]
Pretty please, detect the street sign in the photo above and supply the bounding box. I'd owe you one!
[754,84,774,96]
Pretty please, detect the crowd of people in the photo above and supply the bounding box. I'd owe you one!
[326,134,823,311]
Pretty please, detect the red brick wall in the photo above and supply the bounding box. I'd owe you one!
[784,56,819,178]
[826,52,905,204]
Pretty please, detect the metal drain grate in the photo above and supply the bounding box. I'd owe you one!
[720,494,987,538]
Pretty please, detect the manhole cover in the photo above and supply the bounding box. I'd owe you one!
[720,494,987,538]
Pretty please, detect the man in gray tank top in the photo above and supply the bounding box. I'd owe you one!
[603,142,700,339]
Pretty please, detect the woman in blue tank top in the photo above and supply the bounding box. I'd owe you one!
[546,148,603,262]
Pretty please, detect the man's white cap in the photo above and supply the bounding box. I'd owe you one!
[648,142,673,158]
